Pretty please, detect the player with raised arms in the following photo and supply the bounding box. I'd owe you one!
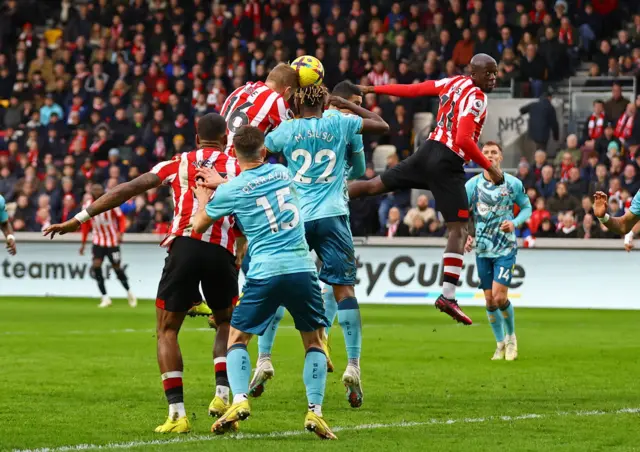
[351,53,503,325]
[43,113,242,434]
[192,126,336,439]
[464,142,531,360]
[248,83,388,408]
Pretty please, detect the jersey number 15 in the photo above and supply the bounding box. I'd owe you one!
[256,187,300,233]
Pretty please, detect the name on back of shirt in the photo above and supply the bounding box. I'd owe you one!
[294,130,335,143]
[241,170,290,194]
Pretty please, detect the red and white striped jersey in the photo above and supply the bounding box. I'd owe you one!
[428,75,488,160]
[81,203,125,248]
[150,147,241,253]
[219,81,291,156]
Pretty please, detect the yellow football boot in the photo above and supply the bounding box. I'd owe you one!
[211,399,250,435]
[208,395,229,418]
[187,301,212,317]
[304,411,337,440]
[154,414,191,433]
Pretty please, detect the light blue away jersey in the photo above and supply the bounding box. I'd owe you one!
[0,195,8,223]
[322,109,364,176]
[466,173,532,258]
[264,112,363,221]
[630,190,640,216]
[205,163,316,280]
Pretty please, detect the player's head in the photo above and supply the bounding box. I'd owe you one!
[482,141,503,167]
[195,112,227,148]
[294,84,328,116]
[233,125,266,165]
[470,53,498,93]
[331,81,362,111]
[90,183,104,200]
[266,63,299,101]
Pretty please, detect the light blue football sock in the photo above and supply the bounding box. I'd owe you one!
[337,297,362,365]
[227,344,251,397]
[257,306,285,357]
[486,307,505,343]
[500,300,516,336]
[323,288,338,337]
[303,347,327,406]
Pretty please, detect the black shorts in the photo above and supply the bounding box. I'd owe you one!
[92,245,122,264]
[156,236,238,313]
[380,140,469,222]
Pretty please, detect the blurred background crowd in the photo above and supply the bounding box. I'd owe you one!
[0,0,638,239]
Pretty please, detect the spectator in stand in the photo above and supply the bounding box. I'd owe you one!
[383,206,409,238]
[539,27,567,82]
[520,43,547,98]
[582,152,600,184]
[403,194,436,229]
[517,160,536,189]
[556,211,578,238]
[532,150,548,181]
[555,152,576,182]
[614,102,636,146]
[595,122,621,165]
[548,182,580,215]
[578,214,601,239]
[604,83,630,123]
[555,135,582,167]
[594,40,614,75]
[576,195,595,222]
[566,167,588,199]
[537,217,556,237]
[536,165,557,199]
[621,164,640,194]
[520,89,559,155]
[529,197,551,234]
[452,28,474,68]
[40,94,64,126]
[582,100,607,148]
[377,153,411,233]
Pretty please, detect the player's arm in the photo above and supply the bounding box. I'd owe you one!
[348,145,366,180]
[358,79,444,98]
[44,173,162,238]
[594,191,640,235]
[511,182,533,228]
[192,181,235,234]
[263,123,288,155]
[623,221,640,251]
[328,96,389,135]
[464,179,477,252]
[0,197,16,255]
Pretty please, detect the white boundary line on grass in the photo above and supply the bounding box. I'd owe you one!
[13,407,640,452]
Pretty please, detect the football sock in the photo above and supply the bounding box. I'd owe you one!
[114,268,130,291]
[161,371,186,418]
[227,344,251,400]
[486,307,505,343]
[257,306,285,360]
[337,297,361,367]
[303,347,327,406]
[323,288,338,337]
[442,252,463,299]
[92,266,107,295]
[500,300,516,336]
[214,357,230,403]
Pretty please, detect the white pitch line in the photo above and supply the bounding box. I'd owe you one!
[12,407,640,452]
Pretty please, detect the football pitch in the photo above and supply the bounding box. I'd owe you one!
[3,298,640,452]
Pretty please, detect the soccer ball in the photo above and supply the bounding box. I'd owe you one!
[290,55,325,88]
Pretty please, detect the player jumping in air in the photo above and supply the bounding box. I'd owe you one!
[79,184,136,308]
[464,142,531,360]
[193,126,336,439]
[44,114,241,434]
[0,194,17,256]
[352,53,504,325]
[253,83,388,408]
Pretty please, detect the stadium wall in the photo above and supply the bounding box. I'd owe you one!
[0,234,636,310]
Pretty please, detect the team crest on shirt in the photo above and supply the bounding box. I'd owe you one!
[477,202,490,216]
[470,98,485,117]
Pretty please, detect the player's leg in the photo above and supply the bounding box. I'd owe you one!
[108,247,137,307]
[250,305,284,397]
[283,272,336,440]
[493,253,517,360]
[321,285,337,373]
[209,306,232,416]
[91,246,110,308]
[477,256,506,360]
[347,175,389,198]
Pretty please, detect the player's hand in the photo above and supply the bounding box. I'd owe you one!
[355,85,374,94]
[235,238,247,268]
[43,219,81,239]
[625,241,634,252]
[500,220,515,233]
[196,167,227,189]
[593,191,608,218]
[464,235,474,253]
[192,184,213,206]
[328,95,350,110]
[487,164,505,185]
[6,236,16,256]
[79,244,85,256]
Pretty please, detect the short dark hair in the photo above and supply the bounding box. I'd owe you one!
[196,113,227,142]
[233,126,264,160]
[483,140,503,152]
[332,80,361,100]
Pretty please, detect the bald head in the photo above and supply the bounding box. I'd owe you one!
[470,53,498,93]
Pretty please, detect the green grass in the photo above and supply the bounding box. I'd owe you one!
[2,298,640,451]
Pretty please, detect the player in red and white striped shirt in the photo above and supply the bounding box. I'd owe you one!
[79,184,136,309]
[350,54,505,326]
[219,63,297,156]
[44,114,240,433]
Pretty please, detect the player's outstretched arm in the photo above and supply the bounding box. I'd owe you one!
[44,173,161,238]
[512,185,533,228]
[0,220,16,255]
[358,80,442,98]
[594,191,640,235]
[328,96,389,135]
[348,149,366,180]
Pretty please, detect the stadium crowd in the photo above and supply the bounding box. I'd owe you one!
[0,0,639,239]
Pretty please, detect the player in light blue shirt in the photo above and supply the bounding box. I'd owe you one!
[0,195,17,255]
[192,125,336,439]
[257,83,388,408]
[465,142,531,362]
